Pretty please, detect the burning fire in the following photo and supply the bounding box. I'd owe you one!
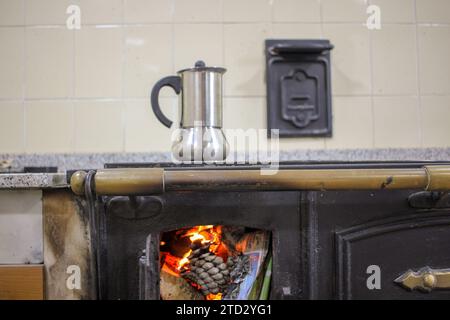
[161,225,226,300]
[207,293,222,300]
[177,225,214,270]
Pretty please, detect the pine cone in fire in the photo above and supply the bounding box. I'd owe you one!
[180,243,234,296]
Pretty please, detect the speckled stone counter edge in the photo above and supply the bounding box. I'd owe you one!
[0,173,68,189]
[1,148,450,171]
[1,148,449,189]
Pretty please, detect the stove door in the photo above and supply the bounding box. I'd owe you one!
[306,190,450,300]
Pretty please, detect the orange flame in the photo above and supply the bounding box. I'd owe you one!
[177,225,216,270]
[206,293,223,300]
[177,249,192,270]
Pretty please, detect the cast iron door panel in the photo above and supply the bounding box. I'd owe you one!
[102,191,302,300]
[305,190,450,300]
[336,213,450,299]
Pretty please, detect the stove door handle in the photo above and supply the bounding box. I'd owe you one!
[151,75,182,128]
[395,267,450,292]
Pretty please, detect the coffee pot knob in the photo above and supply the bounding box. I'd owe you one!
[195,60,206,68]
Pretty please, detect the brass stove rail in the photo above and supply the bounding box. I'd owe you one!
[70,165,450,196]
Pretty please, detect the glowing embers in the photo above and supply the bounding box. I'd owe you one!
[160,226,271,300]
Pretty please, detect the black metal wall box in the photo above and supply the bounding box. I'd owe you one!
[265,39,333,137]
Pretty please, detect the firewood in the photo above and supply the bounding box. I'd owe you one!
[221,226,247,253]
[180,242,232,296]
[160,268,204,300]
[223,230,271,300]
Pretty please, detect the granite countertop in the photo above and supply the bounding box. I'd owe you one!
[1,148,450,171]
[0,173,68,189]
[0,148,449,189]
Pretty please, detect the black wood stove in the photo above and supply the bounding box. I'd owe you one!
[74,162,450,300]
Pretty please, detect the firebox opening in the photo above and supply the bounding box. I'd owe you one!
[159,225,272,300]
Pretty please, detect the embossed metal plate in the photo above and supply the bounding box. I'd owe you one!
[266,39,333,137]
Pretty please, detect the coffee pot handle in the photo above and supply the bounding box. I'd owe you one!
[150,76,182,128]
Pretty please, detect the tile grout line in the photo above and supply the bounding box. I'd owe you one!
[168,0,176,148]
[318,0,324,38]
[319,0,327,149]
[221,0,225,90]
[71,4,76,153]
[368,0,376,149]
[169,0,176,131]
[269,0,274,27]
[413,0,424,148]
[6,21,450,28]
[319,0,327,148]
[171,0,175,74]
[121,0,126,153]
[22,0,27,153]
[1,93,449,104]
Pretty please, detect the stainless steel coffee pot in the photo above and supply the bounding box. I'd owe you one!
[151,61,228,162]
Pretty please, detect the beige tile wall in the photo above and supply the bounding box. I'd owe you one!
[0,0,449,154]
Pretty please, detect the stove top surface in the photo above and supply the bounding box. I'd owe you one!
[104,160,450,170]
